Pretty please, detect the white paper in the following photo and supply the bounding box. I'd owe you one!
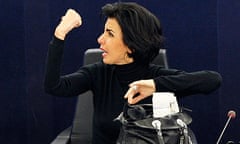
[152,92,179,118]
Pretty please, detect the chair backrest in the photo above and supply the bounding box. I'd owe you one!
[152,49,169,69]
[70,48,168,143]
[70,49,102,143]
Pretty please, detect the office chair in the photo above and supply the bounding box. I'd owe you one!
[51,48,170,144]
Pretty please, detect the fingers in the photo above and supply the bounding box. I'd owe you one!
[124,85,147,104]
[124,80,156,104]
[64,9,82,27]
[130,93,146,104]
[124,85,137,99]
[55,9,82,40]
[63,9,82,28]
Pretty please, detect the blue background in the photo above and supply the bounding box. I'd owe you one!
[0,0,239,143]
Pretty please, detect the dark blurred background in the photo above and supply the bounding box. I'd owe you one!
[0,0,239,143]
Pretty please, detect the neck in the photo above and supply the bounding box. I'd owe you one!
[114,62,148,85]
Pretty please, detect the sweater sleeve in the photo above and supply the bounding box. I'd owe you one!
[153,68,222,97]
[44,36,92,97]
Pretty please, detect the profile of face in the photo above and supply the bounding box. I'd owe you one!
[97,18,133,65]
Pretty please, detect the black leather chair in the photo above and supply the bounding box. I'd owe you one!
[51,48,169,144]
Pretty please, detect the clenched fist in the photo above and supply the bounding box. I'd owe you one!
[55,9,82,40]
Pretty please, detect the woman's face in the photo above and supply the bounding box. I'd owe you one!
[97,18,133,65]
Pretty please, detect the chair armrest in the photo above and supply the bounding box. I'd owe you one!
[51,126,72,144]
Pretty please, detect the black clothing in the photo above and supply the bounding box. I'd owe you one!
[44,37,222,144]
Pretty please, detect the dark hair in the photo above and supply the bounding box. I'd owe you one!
[101,2,164,65]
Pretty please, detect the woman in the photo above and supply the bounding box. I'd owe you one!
[44,2,221,144]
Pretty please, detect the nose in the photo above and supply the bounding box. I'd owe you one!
[97,34,104,45]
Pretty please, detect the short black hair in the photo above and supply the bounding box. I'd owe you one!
[101,2,164,65]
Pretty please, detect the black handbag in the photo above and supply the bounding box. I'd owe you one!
[115,104,196,144]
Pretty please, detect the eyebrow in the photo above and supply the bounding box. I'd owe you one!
[106,28,115,33]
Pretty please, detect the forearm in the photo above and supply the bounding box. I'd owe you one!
[154,70,222,96]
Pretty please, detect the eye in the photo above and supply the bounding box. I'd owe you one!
[108,31,114,37]
[105,28,114,37]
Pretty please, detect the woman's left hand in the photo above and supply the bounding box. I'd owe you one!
[124,79,156,104]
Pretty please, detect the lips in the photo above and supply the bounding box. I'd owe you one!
[100,48,108,57]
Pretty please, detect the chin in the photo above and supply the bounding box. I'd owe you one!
[103,59,111,64]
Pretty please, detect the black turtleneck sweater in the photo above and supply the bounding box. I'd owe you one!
[44,37,222,144]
